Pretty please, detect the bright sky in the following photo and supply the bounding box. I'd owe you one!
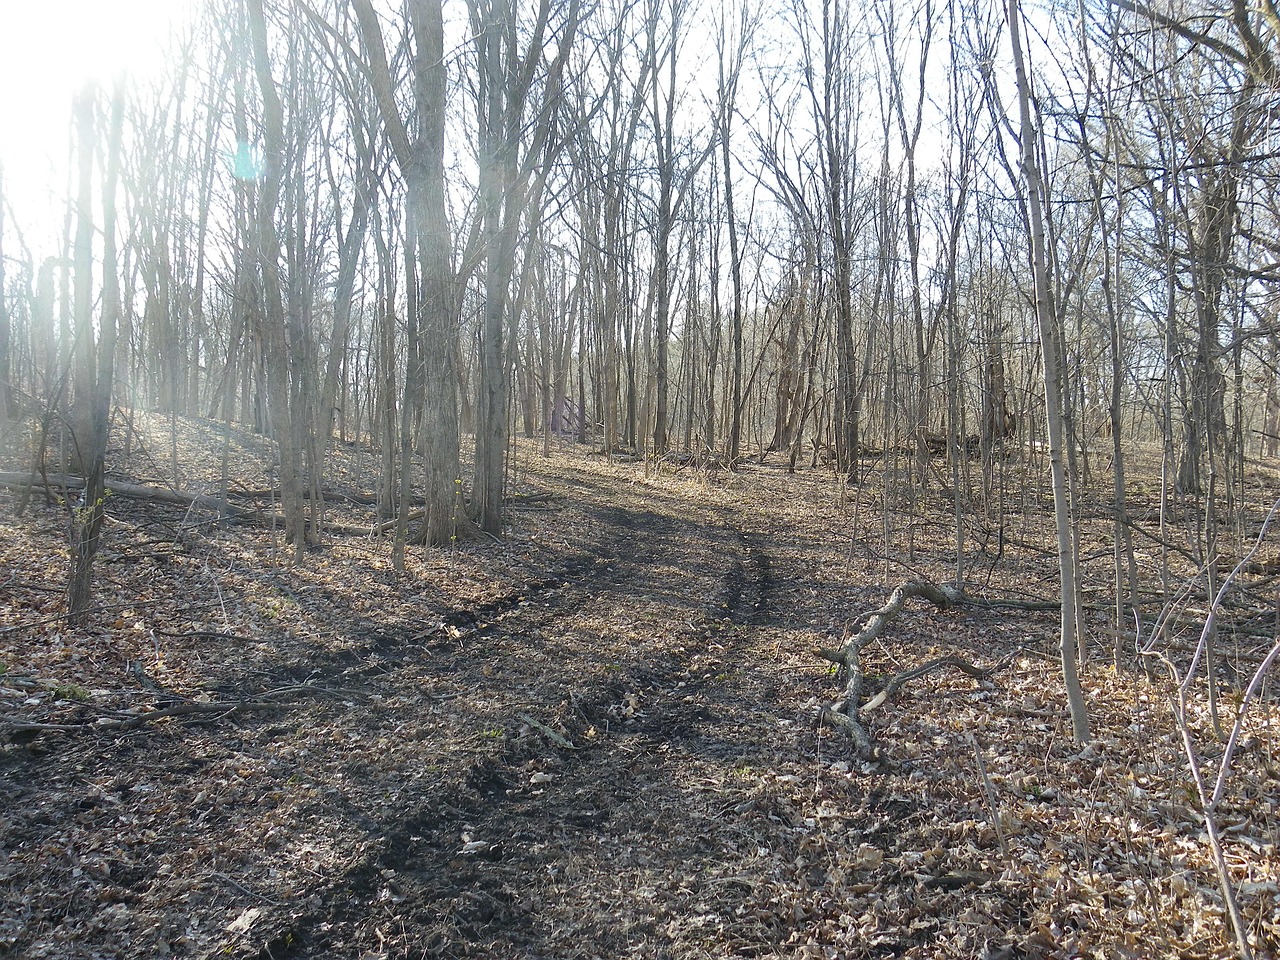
[0,0,194,246]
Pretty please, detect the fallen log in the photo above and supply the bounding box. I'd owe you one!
[3,700,292,741]
[0,471,417,539]
[0,470,250,517]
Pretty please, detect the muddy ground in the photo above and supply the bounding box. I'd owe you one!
[2,420,1278,959]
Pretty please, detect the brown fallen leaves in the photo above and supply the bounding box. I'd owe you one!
[1,414,1277,958]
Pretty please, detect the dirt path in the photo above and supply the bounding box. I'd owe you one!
[250,494,798,958]
[7,443,1276,960]
[2,466,834,959]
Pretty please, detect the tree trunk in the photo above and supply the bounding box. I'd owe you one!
[648,1,679,456]
[320,170,370,446]
[719,32,745,463]
[67,84,123,624]
[412,0,474,547]
[472,3,514,535]
[0,161,9,437]
[1009,0,1089,743]
[247,0,308,559]
[352,0,476,549]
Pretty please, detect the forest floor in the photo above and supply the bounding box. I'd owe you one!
[2,414,1279,960]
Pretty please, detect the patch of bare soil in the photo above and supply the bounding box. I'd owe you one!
[2,417,1279,959]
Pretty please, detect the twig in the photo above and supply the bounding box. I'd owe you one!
[204,870,283,906]
[1137,498,1280,960]
[152,628,257,642]
[257,683,371,701]
[971,734,1010,861]
[517,711,577,750]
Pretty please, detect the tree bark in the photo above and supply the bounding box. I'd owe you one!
[649,1,677,456]
[718,17,746,463]
[472,1,516,534]
[469,0,581,532]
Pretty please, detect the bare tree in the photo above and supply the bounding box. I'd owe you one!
[67,83,124,622]
[716,4,752,462]
[468,0,582,533]
[1008,0,1089,742]
[0,160,9,439]
[246,0,310,559]
[797,0,869,481]
[351,0,477,553]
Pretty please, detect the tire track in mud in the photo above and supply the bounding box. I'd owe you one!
[251,504,681,693]
[230,503,783,959]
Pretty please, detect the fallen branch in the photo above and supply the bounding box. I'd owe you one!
[862,655,993,712]
[0,598,223,637]
[963,595,1061,612]
[324,509,425,538]
[0,470,425,540]
[817,582,1011,758]
[3,699,290,741]
[225,486,415,507]
[0,470,252,518]
[0,682,358,743]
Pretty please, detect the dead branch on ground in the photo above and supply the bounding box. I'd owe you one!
[1,682,359,743]
[3,699,291,741]
[817,582,1014,759]
[0,470,421,539]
